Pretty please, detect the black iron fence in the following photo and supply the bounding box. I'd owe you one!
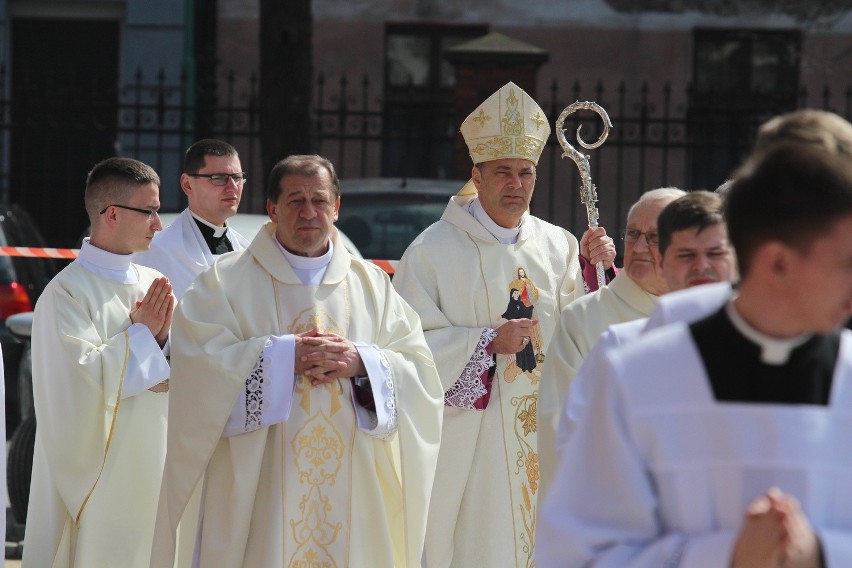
[0,64,849,245]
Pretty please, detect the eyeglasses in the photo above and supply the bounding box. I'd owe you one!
[99,204,160,221]
[187,172,247,186]
[621,229,659,247]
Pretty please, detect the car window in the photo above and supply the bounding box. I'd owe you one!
[337,197,446,260]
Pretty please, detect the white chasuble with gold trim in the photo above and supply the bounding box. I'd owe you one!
[477,245,560,568]
[280,280,358,566]
[393,196,582,568]
[153,223,442,568]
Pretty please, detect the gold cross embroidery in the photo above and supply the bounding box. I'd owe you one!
[471,108,491,128]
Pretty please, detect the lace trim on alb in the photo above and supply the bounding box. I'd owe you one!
[244,353,265,431]
[376,350,397,439]
[444,328,496,409]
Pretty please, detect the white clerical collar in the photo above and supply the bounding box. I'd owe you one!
[466,197,523,244]
[77,238,137,283]
[726,298,812,365]
[190,210,228,238]
[273,236,333,286]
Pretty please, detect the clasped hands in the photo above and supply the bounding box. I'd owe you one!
[731,487,821,568]
[130,277,174,393]
[295,329,366,386]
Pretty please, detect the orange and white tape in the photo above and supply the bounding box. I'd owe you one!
[0,246,79,260]
[0,246,399,274]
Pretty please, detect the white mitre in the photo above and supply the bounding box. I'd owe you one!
[460,81,550,167]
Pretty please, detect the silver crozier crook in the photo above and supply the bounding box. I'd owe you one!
[555,101,612,289]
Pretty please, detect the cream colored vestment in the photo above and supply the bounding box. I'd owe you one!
[152,223,443,568]
[538,271,657,502]
[393,194,582,567]
[24,262,168,567]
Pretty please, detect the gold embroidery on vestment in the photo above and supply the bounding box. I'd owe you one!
[502,88,523,136]
[289,412,345,567]
[471,108,491,128]
[282,278,352,566]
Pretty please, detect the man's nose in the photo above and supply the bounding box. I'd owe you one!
[694,253,711,270]
[632,235,650,251]
[300,201,317,218]
[506,172,523,188]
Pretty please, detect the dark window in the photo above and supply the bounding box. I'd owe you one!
[693,28,800,99]
[688,28,801,191]
[382,23,488,178]
[11,18,120,247]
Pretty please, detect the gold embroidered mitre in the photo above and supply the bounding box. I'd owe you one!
[460,81,550,166]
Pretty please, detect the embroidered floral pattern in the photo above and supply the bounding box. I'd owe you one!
[511,392,539,567]
[244,353,265,431]
[518,399,537,437]
[445,328,497,409]
[289,413,345,566]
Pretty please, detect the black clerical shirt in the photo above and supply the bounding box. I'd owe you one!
[690,308,839,406]
[193,217,234,255]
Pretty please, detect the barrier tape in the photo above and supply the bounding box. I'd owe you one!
[0,246,79,260]
[0,246,399,274]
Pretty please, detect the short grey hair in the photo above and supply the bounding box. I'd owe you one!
[626,187,687,222]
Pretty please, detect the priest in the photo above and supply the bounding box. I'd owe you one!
[134,138,249,297]
[151,154,443,567]
[392,81,616,567]
[23,157,172,567]
[538,142,852,567]
[537,186,684,496]
[132,138,250,566]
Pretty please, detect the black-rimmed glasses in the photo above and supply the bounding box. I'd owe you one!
[187,172,247,186]
[621,229,660,247]
[99,204,160,221]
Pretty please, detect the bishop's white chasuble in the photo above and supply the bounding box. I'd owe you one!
[152,223,442,568]
[393,195,583,567]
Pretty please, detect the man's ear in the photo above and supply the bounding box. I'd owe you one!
[758,241,795,282]
[179,173,193,197]
[471,164,483,190]
[266,198,277,223]
[98,205,120,230]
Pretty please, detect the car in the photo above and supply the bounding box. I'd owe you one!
[336,178,462,261]
[0,205,63,436]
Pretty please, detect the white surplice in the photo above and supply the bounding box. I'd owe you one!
[561,282,733,446]
[133,208,248,298]
[393,194,583,568]
[151,223,443,568]
[23,243,170,567]
[538,316,852,567]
